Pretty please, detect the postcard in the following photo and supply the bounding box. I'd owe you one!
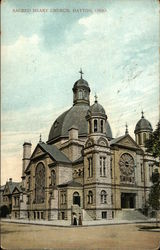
[1,0,160,249]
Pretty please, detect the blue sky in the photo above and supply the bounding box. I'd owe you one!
[1,0,159,184]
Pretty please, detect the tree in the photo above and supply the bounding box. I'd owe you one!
[148,170,160,226]
[145,122,160,226]
[145,122,160,158]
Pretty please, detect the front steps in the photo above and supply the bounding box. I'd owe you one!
[82,209,93,221]
[116,209,147,221]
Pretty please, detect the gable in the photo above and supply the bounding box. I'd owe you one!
[12,186,21,194]
[31,145,45,159]
[111,134,142,151]
[26,143,71,172]
[3,183,10,195]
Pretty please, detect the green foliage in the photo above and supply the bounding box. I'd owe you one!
[145,122,160,158]
[148,171,160,211]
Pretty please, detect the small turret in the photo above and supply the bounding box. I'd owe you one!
[86,94,107,136]
[134,111,152,147]
[72,69,90,106]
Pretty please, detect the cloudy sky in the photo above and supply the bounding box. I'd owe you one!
[1,0,159,184]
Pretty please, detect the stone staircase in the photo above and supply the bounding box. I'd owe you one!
[116,209,147,221]
[82,209,93,221]
[71,205,93,221]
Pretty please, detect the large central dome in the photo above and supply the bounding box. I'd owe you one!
[48,105,112,143]
[47,71,112,144]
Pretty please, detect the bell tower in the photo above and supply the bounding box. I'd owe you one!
[134,111,153,149]
[83,96,112,220]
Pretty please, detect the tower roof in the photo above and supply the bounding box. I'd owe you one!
[87,96,106,117]
[134,112,152,133]
[73,78,89,89]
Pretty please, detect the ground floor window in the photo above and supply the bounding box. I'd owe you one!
[41,212,44,219]
[33,211,44,220]
[102,211,107,219]
[112,211,114,219]
[27,212,30,219]
[37,211,40,219]
[61,212,65,220]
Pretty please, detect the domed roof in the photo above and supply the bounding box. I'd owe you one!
[134,112,152,133]
[48,104,112,143]
[73,78,89,89]
[73,69,90,90]
[88,100,106,116]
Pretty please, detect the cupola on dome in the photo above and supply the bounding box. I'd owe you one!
[134,111,152,133]
[73,78,89,89]
[73,69,89,90]
[48,73,112,143]
[87,95,106,117]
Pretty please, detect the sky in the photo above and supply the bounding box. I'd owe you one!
[1,0,159,185]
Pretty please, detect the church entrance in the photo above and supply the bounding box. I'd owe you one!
[121,193,136,208]
[73,192,81,206]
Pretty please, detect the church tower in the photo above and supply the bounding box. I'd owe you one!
[134,111,153,150]
[83,96,112,220]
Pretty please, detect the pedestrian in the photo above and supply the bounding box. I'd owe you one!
[73,215,77,225]
[78,214,82,226]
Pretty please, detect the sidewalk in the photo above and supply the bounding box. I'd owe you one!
[1,218,158,227]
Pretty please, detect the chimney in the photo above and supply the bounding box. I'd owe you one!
[22,142,32,177]
[68,126,78,140]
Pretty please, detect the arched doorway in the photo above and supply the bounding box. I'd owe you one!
[73,192,80,206]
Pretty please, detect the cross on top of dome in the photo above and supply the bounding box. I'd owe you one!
[94,93,98,103]
[79,68,84,79]
[141,110,144,118]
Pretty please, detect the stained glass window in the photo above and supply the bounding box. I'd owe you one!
[35,163,45,204]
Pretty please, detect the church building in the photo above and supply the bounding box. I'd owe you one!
[10,70,159,222]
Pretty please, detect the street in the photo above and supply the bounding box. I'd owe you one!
[1,222,160,250]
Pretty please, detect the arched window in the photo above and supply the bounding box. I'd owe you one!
[103,158,106,176]
[88,191,93,204]
[51,170,56,186]
[88,157,93,177]
[100,157,106,176]
[28,176,31,190]
[138,134,141,145]
[100,190,107,204]
[78,90,83,99]
[143,133,146,143]
[35,163,45,204]
[110,157,113,179]
[73,192,80,206]
[89,121,92,134]
[94,120,97,132]
[101,120,103,133]
[84,90,87,100]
